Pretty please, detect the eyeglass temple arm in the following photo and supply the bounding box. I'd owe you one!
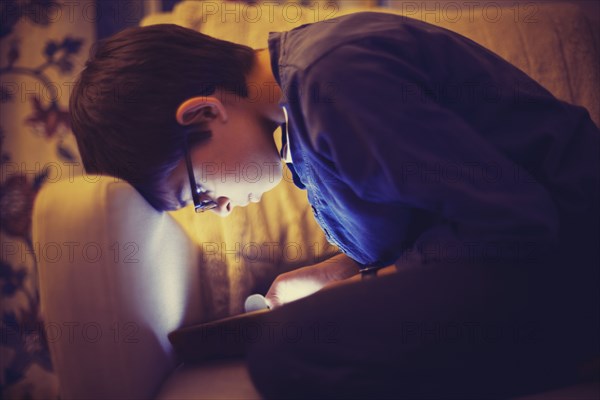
[184,141,201,207]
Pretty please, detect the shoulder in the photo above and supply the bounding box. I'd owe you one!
[280,11,425,72]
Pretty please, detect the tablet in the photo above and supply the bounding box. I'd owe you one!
[168,308,271,363]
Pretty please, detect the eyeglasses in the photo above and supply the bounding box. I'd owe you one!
[184,140,218,213]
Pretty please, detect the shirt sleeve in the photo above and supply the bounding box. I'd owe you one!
[298,42,559,261]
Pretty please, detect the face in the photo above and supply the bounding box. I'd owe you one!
[167,94,283,217]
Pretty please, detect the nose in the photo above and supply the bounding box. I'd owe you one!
[210,197,233,217]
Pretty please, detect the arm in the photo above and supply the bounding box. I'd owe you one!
[267,43,560,306]
[299,43,559,264]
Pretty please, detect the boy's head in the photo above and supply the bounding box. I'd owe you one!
[70,24,283,214]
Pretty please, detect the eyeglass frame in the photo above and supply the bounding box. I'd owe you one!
[184,139,218,213]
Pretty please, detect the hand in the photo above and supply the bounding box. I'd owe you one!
[265,254,360,308]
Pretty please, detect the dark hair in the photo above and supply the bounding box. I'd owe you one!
[70,24,256,211]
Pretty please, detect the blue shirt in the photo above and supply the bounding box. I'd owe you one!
[267,12,599,269]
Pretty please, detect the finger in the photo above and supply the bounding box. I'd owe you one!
[265,294,282,309]
[265,282,278,306]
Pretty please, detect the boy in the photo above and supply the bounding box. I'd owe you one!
[70,12,599,398]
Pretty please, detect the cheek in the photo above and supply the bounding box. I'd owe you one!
[232,162,281,192]
[228,145,282,190]
[214,161,281,199]
[206,121,282,195]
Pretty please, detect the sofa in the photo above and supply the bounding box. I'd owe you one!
[32,1,599,398]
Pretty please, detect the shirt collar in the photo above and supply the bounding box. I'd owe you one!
[280,106,293,163]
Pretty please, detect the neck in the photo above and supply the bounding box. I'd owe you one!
[247,49,285,124]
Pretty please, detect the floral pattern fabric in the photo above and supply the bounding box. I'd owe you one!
[0,0,93,398]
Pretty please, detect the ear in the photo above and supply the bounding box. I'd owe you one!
[175,96,228,126]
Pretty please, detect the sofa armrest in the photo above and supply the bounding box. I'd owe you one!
[32,176,203,399]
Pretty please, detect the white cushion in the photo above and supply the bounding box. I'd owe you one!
[32,176,204,399]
